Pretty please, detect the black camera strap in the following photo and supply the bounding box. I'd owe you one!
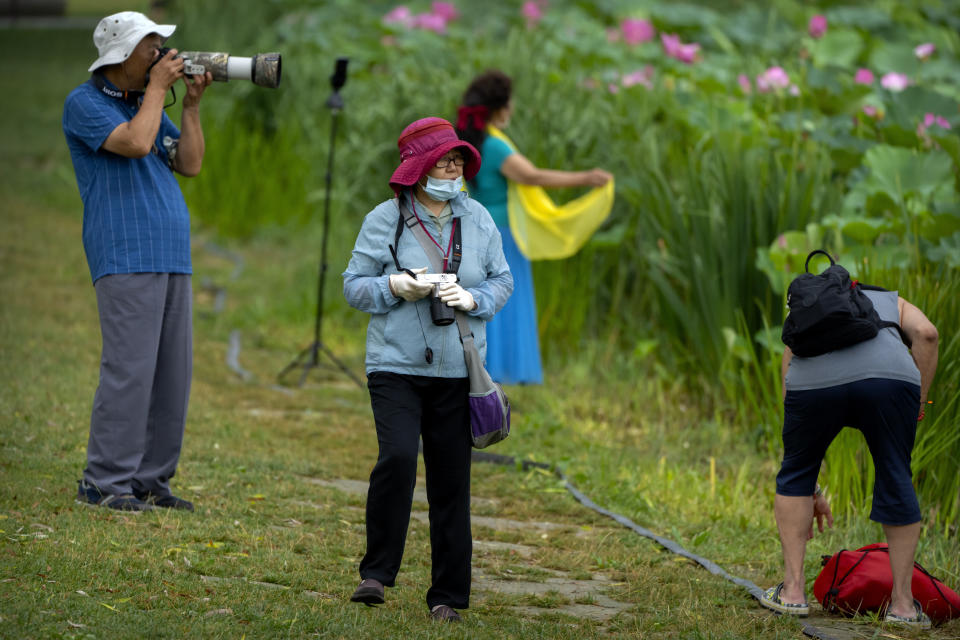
[90,69,177,109]
[393,193,461,275]
[395,197,479,351]
[90,72,143,106]
[391,194,465,363]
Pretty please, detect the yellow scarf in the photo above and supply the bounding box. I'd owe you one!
[487,125,615,260]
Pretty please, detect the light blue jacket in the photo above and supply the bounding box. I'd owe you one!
[343,191,513,378]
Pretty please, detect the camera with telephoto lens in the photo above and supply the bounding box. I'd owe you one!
[151,47,282,88]
[417,273,457,326]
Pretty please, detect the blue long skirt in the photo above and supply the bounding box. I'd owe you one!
[485,226,543,385]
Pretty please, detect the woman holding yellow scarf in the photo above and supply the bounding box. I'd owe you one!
[456,70,613,385]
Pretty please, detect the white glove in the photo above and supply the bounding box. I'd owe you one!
[438,282,477,311]
[389,267,433,302]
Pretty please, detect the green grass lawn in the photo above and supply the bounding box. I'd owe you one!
[1,21,958,640]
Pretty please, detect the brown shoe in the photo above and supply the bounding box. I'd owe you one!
[430,604,461,622]
[350,578,384,605]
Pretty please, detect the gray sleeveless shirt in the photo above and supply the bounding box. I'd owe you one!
[785,289,920,391]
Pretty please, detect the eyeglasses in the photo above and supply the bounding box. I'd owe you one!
[435,155,466,169]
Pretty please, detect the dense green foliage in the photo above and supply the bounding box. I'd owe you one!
[170,0,959,528]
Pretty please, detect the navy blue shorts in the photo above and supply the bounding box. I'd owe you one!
[776,378,921,526]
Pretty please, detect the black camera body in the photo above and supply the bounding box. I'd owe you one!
[418,273,457,326]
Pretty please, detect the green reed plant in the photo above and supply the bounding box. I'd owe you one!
[180,118,312,238]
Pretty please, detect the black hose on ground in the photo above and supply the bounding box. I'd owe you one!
[471,450,842,640]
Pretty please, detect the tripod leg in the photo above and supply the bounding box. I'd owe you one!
[298,360,312,387]
[320,342,365,387]
[278,342,313,382]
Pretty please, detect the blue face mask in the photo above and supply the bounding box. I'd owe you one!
[422,175,464,201]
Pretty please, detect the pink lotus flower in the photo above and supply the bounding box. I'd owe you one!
[914,43,935,60]
[608,83,620,94]
[808,14,827,39]
[789,84,800,97]
[862,105,879,118]
[660,33,700,64]
[431,1,458,21]
[756,66,790,93]
[384,6,414,27]
[737,73,751,94]
[522,1,545,28]
[880,72,909,92]
[854,68,874,85]
[621,18,655,45]
[923,113,951,130]
[917,112,952,144]
[413,12,447,33]
[621,65,655,89]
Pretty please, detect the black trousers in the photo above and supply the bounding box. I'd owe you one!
[359,372,473,609]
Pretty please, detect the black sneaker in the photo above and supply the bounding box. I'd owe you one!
[133,490,195,511]
[76,480,154,512]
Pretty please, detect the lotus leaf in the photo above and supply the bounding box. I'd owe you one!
[825,6,893,31]
[869,42,922,76]
[886,86,959,130]
[811,28,864,70]
[859,145,954,206]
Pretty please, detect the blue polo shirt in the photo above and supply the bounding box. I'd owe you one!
[63,76,192,283]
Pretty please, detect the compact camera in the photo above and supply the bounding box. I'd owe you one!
[417,273,457,326]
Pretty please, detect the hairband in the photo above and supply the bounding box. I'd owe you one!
[456,104,489,130]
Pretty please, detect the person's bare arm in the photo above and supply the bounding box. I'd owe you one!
[102,50,182,158]
[899,297,938,409]
[781,346,793,401]
[500,152,612,188]
[171,71,213,176]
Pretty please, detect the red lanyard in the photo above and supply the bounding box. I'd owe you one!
[410,199,458,272]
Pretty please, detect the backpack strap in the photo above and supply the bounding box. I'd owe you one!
[805,249,835,273]
[857,283,914,349]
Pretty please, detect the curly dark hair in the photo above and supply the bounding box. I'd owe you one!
[456,70,512,157]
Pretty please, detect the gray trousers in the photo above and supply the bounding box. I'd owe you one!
[85,273,192,496]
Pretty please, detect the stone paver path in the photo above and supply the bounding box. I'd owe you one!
[301,475,634,622]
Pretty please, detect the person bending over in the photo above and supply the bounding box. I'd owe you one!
[762,287,938,629]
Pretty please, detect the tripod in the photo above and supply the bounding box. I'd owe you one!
[278,58,362,388]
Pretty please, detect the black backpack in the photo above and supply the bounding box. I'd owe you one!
[781,250,911,357]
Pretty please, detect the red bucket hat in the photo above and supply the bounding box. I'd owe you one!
[389,117,481,194]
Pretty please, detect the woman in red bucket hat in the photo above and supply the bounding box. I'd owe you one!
[343,117,513,622]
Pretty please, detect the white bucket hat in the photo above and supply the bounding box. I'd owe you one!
[88,11,176,72]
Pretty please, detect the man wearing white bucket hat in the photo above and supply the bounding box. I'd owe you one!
[63,11,213,512]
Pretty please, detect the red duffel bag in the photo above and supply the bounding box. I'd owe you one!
[814,543,960,623]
